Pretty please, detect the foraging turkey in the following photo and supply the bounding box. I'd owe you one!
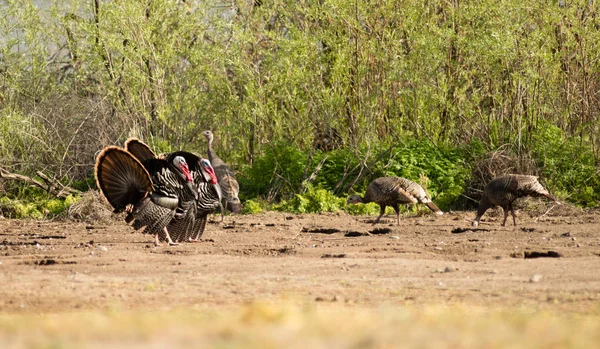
[203,130,242,214]
[472,174,559,227]
[347,177,443,225]
[124,138,222,242]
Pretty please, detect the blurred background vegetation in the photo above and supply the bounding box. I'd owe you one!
[0,0,598,218]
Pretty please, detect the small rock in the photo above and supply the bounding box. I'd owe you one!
[437,282,445,287]
[444,266,457,273]
[434,247,443,251]
[490,270,499,274]
[389,236,400,240]
[530,274,543,283]
[315,296,325,302]
[96,246,108,252]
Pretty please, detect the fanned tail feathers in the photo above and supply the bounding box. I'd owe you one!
[95,147,153,212]
[124,138,157,162]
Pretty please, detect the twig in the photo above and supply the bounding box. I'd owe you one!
[535,204,557,222]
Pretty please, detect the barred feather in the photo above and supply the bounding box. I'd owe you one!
[95,147,176,237]
[348,176,443,225]
[106,138,222,242]
[473,174,558,227]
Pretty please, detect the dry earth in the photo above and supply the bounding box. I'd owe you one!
[1,208,600,312]
[1,207,600,347]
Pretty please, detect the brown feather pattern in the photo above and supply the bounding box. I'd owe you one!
[203,130,242,213]
[472,174,558,227]
[348,177,443,225]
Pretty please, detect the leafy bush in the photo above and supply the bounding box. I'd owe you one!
[530,123,599,207]
[238,143,317,201]
[0,195,79,219]
[274,183,345,214]
[242,199,265,215]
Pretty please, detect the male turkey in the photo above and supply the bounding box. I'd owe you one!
[202,130,242,214]
[124,138,222,242]
[347,176,443,225]
[472,174,559,227]
[95,146,209,245]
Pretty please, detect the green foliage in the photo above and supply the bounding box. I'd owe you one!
[238,143,315,201]
[344,202,381,216]
[530,123,600,207]
[0,195,79,219]
[275,183,345,214]
[1,0,599,214]
[241,199,265,215]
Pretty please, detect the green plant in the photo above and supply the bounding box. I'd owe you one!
[242,199,265,215]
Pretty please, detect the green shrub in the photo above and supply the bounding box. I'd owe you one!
[530,123,599,207]
[275,183,345,214]
[0,195,79,219]
[241,199,265,214]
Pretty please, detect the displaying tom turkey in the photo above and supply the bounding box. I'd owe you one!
[472,174,559,227]
[202,130,242,214]
[123,138,223,242]
[347,176,443,225]
[95,145,220,245]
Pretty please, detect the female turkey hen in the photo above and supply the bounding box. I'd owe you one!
[123,138,222,242]
[203,130,242,214]
[347,176,443,225]
[472,174,559,227]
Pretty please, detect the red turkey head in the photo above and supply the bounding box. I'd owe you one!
[200,158,218,184]
[172,156,193,182]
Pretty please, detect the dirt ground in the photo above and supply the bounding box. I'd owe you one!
[1,205,600,316]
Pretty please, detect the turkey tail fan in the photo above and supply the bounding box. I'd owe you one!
[424,202,443,215]
[95,146,153,212]
[124,138,157,162]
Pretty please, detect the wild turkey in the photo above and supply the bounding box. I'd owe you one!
[202,130,242,214]
[124,138,222,242]
[162,152,222,242]
[472,174,559,227]
[347,176,443,225]
[95,146,202,246]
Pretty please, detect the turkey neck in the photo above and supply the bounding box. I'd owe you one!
[207,135,217,162]
[358,194,372,204]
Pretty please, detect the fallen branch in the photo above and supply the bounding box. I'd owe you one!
[0,168,80,199]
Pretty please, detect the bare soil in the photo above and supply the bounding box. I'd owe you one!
[1,208,600,314]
